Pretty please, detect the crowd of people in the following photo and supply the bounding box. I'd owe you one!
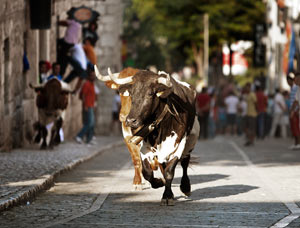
[37,12,104,146]
[196,73,300,149]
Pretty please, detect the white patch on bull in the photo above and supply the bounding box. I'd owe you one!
[173,77,191,89]
[122,123,132,138]
[158,71,169,76]
[157,72,172,88]
[181,116,199,159]
[122,90,130,97]
[140,131,187,164]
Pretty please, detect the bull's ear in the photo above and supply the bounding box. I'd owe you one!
[105,81,119,90]
[155,84,173,98]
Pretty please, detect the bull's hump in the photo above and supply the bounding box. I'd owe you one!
[119,67,140,79]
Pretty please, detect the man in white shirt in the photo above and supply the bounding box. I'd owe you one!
[270,89,287,138]
[64,44,88,93]
[224,91,239,135]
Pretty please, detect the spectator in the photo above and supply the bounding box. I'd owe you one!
[224,91,239,135]
[265,94,275,136]
[75,67,96,145]
[82,21,99,47]
[64,43,88,93]
[216,96,227,135]
[283,91,290,137]
[237,95,247,136]
[38,60,50,84]
[269,89,287,138]
[287,73,300,149]
[83,37,97,66]
[196,87,210,139]
[208,89,217,138]
[244,83,257,146]
[57,13,82,76]
[110,91,121,135]
[47,62,63,81]
[255,85,268,139]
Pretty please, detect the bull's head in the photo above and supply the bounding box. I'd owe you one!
[94,65,139,122]
[117,71,173,129]
[29,78,72,111]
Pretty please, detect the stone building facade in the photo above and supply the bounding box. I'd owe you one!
[0,0,124,151]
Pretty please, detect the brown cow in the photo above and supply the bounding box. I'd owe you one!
[30,78,72,149]
[94,66,143,190]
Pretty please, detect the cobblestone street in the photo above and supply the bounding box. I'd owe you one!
[1,136,300,227]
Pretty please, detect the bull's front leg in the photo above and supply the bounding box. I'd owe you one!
[161,157,179,206]
[122,123,143,190]
[40,126,48,150]
[142,158,165,189]
[53,117,63,146]
[125,140,143,190]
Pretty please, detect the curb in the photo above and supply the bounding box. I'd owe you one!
[0,140,124,212]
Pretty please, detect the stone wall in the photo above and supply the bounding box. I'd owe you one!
[0,0,124,151]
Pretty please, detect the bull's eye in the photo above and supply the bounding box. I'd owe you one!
[147,91,154,97]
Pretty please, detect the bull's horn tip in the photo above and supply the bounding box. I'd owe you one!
[108,67,112,75]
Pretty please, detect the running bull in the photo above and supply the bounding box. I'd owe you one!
[29,78,72,149]
[109,69,199,205]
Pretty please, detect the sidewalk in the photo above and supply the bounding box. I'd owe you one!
[0,136,124,212]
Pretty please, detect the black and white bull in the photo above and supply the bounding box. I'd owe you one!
[110,70,199,205]
[30,78,72,149]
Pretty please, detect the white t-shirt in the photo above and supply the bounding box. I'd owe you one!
[225,95,239,114]
[239,100,247,116]
[71,44,87,70]
[274,92,286,114]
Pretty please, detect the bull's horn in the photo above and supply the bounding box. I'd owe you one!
[60,81,72,92]
[108,67,133,85]
[158,72,172,87]
[29,83,43,90]
[94,65,111,82]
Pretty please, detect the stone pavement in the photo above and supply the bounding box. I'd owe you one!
[1,135,300,227]
[0,136,124,212]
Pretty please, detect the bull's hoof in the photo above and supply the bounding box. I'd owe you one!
[151,178,165,189]
[180,177,191,196]
[160,198,175,206]
[40,144,47,150]
[53,135,61,145]
[132,184,143,191]
[34,134,41,143]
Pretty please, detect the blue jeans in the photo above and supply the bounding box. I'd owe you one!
[64,57,87,83]
[257,112,266,139]
[208,116,216,138]
[77,107,95,143]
